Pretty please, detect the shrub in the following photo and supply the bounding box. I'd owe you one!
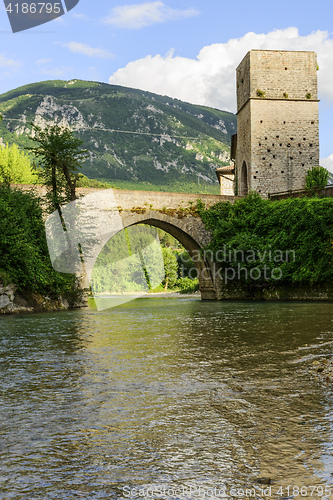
[305,166,329,189]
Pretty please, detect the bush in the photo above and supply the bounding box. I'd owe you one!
[175,277,199,294]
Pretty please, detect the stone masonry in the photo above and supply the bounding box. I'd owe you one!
[234,50,319,197]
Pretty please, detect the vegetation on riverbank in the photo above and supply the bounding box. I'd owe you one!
[0,185,83,307]
[198,192,333,291]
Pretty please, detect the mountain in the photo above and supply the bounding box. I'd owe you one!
[0,80,236,192]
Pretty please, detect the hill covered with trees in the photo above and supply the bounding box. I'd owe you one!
[0,80,236,193]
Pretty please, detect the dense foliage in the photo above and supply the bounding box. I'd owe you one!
[0,143,37,184]
[305,166,330,189]
[198,193,333,287]
[0,185,81,300]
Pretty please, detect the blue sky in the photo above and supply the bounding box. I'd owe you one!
[1,0,333,169]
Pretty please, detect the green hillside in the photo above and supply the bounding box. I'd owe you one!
[0,80,236,192]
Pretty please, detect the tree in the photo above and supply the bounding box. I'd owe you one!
[305,166,329,189]
[0,143,37,185]
[27,124,90,283]
[162,247,178,290]
[27,123,89,213]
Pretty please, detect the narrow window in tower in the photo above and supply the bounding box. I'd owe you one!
[309,144,313,147]
[273,155,276,158]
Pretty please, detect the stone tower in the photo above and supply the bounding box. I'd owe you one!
[234,50,319,197]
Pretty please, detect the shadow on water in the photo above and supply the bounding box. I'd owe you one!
[0,300,333,498]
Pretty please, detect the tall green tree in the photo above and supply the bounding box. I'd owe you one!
[27,123,89,213]
[27,124,90,283]
[162,247,178,290]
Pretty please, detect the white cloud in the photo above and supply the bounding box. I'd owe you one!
[0,54,19,68]
[109,27,333,113]
[60,42,113,59]
[320,154,333,174]
[104,1,199,29]
[36,58,52,65]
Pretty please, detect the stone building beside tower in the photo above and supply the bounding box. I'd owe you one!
[217,50,320,197]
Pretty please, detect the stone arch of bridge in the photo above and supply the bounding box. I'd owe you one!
[112,210,217,300]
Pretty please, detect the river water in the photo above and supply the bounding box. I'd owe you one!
[0,298,333,500]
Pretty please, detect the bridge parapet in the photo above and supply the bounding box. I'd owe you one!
[11,185,237,210]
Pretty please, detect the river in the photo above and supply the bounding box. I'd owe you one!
[0,298,333,499]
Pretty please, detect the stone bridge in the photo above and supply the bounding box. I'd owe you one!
[14,185,237,299]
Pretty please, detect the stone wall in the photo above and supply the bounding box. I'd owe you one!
[217,282,333,302]
[218,174,234,196]
[235,101,251,195]
[250,99,319,195]
[237,50,318,109]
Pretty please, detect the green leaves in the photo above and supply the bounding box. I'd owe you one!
[198,194,333,286]
[305,166,329,189]
[0,185,78,298]
[0,143,37,185]
[27,123,89,211]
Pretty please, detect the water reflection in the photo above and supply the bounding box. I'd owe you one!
[0,300,332,499]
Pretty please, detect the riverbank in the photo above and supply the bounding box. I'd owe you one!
[0,283,86,315]
[0,287,201,315]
